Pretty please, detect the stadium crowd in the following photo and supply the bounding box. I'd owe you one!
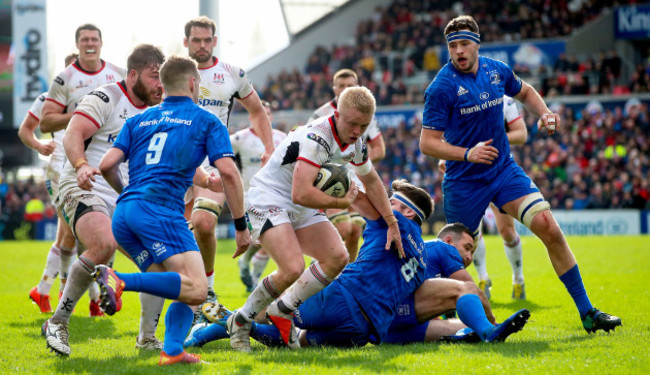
[260,0,631,110]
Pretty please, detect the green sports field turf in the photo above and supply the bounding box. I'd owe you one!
[1,235,648,374]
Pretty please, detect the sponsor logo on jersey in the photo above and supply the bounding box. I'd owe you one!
[105,74,116,83]
[457,86,468,96]
[119,108,129,120]
[75,80,90,89]
[89,90,110,103]
[107,133,117,144]
[480,92,489,100]
[213,73,225,84]
[54,76,64,86]
[198,98,224,107]
[239,69,245,77]
[306,132,331,155]
[152,242,167,256]
[161,110,173,116]
[135,250,149,266]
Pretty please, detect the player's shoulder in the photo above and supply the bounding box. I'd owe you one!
[52,64,78,85]
[481,56,511,71]
[37,92,48,102]
[87,82,123,103]
[103,60,126,75]
[427,64,456,91]
[218,59,247,79]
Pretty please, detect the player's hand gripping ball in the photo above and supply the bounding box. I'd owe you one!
[314,163,350,198]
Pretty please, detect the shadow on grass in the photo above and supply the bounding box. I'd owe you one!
[11,315,119,343]
[488,299,557,314]
[51,353,203,374]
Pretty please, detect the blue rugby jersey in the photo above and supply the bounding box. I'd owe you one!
[423,56,522,181]
[424,239,465,279]
[113,96,234,212]
[337,211,427,342]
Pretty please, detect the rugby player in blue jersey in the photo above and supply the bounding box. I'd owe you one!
[189,181,530,348]
[419,15,620,333]
[95,55,251,365]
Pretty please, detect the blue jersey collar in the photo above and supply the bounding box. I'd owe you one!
[163,96,195,103]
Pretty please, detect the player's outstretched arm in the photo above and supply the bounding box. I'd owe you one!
[40,100,73,133]
[64,114,101,191]
[17,112,55,156]
[292,160,358,209]
[99,148,126,194]
[214,157,251,257]
[240,90,274,165]
[420,129,498,165]
[358,169,404,258]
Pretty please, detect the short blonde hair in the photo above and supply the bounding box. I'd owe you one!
[338,86,376,115]
[333,68,357,85]
[160,55,199,92]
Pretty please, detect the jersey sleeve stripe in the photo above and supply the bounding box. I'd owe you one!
[240,91,254,100]
[350,159,369,166]
[507,115,522,125]
[73,111,101,129]
[297,157,321,168]
[368,133,382,142]
[45,98,66,108]
[28,111,39,121]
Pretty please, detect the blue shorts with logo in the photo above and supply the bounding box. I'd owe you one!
[382,294,428,344]
[112,198,199,272]
[293,282,375,347]
[443,158,539,233]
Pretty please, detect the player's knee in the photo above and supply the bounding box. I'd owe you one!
[499,226,517,242]
[280,260,306,283]
[329,247,350,271]
[192,216,216,237]
[517,193,551,229]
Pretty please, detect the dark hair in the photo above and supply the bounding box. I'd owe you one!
[443,15,479,36]
[75,24,102,42]
[160,55,199,91]
[127,44,165,73]
[437,222,475,241]
[185,16,217,38]
[391,179,433,225]
[64,53,78,67]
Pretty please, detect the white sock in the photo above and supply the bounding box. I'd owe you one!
[59,246,77,283]
[37,245,61,295]
[251,252,270,286]
[206,272,215,292]
[51,256,95,324]
[279,262,333,311]
[238,275,280,322]
[504,235,524,284]
[473,234,489,281]
[88,279,100,302]
[138,293,165,340]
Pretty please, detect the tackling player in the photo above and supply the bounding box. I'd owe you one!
[232,101,287,292]
[95,55,250,365]
[183,16,274,306]
[42,45,165,357]
[309,68,386,261]
[419,15,621,333]
[226,86,401,352]
[19,53,78,313]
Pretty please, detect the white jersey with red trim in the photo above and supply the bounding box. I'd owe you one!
[230,128,287,191]
[46,60,125,115]
[250,115,371,199]
[309,98,381,143]
[197,57,254,127]
[58,82,147,201]
[28,92,66,178]
[503,95,522,125]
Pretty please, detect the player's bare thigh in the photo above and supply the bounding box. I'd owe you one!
[258,223,305,290]
[413,278,475,322]
[296,221,349,276]
[74,211,117,264]
[489,203,517,241]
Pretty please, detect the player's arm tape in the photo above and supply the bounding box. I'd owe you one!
[73,158,88,170]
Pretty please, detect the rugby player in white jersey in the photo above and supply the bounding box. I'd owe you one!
[19,53,78,314]
[183,16,274,307]
[226,86,402,352]
[309,69,385,261]
[231,101,287,292]
[40,24,125,316]
[42,45,165,357]
[439,96,527,300]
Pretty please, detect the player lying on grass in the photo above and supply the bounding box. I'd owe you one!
[187,180,530,349]
[94,55,251,366]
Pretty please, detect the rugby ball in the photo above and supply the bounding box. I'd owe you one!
[314,163,350,198]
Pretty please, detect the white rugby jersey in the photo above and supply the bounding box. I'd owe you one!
[197,57,254,127]
[309,98,381,143]
[250,115,372,199]
[28,92,66,177]
[503,95,522,125]
[230,128,287,190]
[59,82,147,200]
[46,60,125,115]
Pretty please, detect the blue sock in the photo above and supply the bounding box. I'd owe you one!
[456,294,494,340]
[559,264,593,317]
[199,323,229,344]
[163,302,193,356]
[250,322,286,347]
[115,271,181,300]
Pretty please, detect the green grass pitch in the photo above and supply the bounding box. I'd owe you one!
[1,235,648,374]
